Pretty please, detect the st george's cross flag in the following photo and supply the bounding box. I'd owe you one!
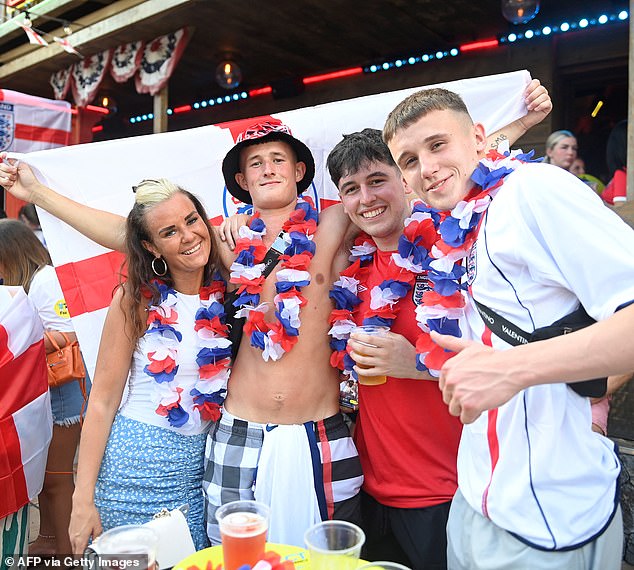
[8,70,531,375]
[0,287,52,520]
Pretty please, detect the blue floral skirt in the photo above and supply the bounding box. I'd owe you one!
[95,414,209,550]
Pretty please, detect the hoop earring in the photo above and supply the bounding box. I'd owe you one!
[151,256,168,276]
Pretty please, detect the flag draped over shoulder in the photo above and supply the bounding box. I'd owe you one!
[14,70,530,375]
[0,287,52,520]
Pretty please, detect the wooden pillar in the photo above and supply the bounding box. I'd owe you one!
[627,0,634,202]
[153,85,169,134]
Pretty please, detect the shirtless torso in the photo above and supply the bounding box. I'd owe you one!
[223,203,351,424]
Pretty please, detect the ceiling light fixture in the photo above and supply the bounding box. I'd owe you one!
[215,58,242,90]
[501,0,540,25]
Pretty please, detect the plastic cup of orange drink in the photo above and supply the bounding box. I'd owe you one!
[215,500,270,570]
[350,325,390,386]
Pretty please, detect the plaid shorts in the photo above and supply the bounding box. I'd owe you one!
[202,410,363,544]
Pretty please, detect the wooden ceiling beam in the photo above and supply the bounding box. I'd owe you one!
[0,0,194,81]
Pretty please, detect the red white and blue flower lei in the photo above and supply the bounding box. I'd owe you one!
[230,199,319,361]
[329,148,536,378]
[143,277,231,429]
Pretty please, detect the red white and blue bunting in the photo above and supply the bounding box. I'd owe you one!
[49,27,190,102]
[110,40,145,83]
[135,27,190,96]
[70,49,112,107]
[50,67,71,100]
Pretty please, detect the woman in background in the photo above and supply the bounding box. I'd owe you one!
[544,129,578,171]
[0,219,89,555]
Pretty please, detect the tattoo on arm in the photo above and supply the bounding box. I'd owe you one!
[490,133,508,150]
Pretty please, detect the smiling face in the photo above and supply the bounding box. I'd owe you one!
[338,160,410,251]
[387,109,486,211]
[547,136,578,170]
[141,192,211,284]
[235,140,306,209]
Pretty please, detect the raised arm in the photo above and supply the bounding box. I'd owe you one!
[0,153,126,251]
[432,303,634,423]
[486,78,552,150]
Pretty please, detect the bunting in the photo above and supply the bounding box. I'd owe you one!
[111,41,145,83]
[135,27,191,96]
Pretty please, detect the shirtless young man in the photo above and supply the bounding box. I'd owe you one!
[0,78,550,548]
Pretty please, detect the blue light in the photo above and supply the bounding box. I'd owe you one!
[232,94,239,100]
[382,62,390,70]
[370,65,377,72]
[130,117,136,123]
[200,101,207,107]
[422,54,429,62]
[508,33,517,42]
[395,60,402,67]
[193,102,200,109]
[436,51,443,59]
[149,113,154,119]
[618,10,628,20]
[598,14,608,24]
[142,114,148,120]
[136,116,142,122]
[208,99,215,105]
[450,48,458,56]
[560,22,570,31]
[167,109,173,115]
[525,29,534,39]
[542,26,551,35]
[241,92,248,99]
[224,96,231,102]
[216,98,223,104]
[408,57,416,64]
[579,18,588,28]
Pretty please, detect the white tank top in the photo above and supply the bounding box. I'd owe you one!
[119,292,211,436]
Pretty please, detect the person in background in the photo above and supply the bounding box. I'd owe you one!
[18,203,46,246]
[0,219,89,555]
[601,120,627,207]
[570,157,605,195]
[543,129,578,171]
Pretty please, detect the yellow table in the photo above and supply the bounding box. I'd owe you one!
[174,543,310,570]
[174,543,369,570]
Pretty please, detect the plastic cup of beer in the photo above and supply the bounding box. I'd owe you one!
[304,520,365,570]
[350,325,389,385]
[94,524,159,570]
[215,499,270,570]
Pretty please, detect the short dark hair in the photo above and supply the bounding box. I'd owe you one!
[327,128,396,188]
[383,88,472,144]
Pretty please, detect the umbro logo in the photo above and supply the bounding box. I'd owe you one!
[358,285,367,293]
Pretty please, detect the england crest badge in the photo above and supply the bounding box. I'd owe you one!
[0,103,15,152]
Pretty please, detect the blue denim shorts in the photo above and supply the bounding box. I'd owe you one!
[50,374,91,426]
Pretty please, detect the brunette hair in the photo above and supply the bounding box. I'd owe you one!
[123,178,221,338]
[383,88,472,144]
[0,219,51,292]
[327,128,397,188]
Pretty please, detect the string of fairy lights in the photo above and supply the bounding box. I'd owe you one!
[125,8,629,127]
